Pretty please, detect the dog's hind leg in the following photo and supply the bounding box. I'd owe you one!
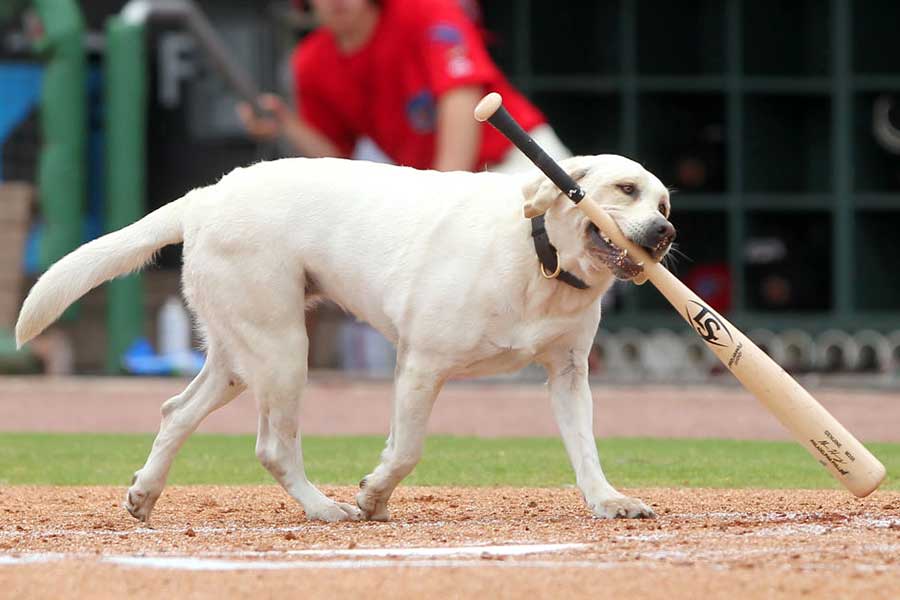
[251,327,362,523]
[124,346,244,523]
[356,356,444,521]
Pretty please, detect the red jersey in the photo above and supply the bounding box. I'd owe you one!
[292,0,545,170]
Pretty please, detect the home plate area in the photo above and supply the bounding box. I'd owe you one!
[2,486,900,599]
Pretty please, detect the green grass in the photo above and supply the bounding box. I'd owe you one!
[0,433,896,490]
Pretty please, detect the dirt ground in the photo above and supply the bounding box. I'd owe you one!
[1,485,899,599]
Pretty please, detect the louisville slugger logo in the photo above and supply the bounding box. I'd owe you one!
[685,300,733,348]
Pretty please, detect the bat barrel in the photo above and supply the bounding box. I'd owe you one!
[648,265,887,497]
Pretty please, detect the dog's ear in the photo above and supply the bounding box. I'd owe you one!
[522,167,589,218]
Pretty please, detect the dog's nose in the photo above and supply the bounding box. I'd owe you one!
[646,216,676,247]
[656,220,676,243]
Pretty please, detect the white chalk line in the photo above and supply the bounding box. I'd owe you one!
[103,556,617,572]
[0,553,66,566]
[2,512,894,540]
[213,543,587,559]
[5,541,900,573]
[0,553,623,571]
[0,543,606,572]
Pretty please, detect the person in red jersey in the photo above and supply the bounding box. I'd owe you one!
[239,0,570,172]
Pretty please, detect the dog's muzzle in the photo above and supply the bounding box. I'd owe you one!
[640,216,676,261]
[587,216,676,280]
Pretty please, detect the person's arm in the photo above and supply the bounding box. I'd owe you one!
[237,94,342,158]
[413,1,500,171]
[432,86,483,172]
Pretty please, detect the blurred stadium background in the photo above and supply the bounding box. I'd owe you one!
[1,0,899,383]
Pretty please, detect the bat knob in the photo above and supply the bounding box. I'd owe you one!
[474,92,503,122]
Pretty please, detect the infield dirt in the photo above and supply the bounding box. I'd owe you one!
[2,485,899,599]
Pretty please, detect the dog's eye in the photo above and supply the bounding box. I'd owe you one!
[618,184,636,196]
[658,201,669,217]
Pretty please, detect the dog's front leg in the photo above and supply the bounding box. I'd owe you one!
[356,357,444,521]
[543,349,655,519]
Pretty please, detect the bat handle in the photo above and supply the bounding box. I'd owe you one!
[475,93,585,204]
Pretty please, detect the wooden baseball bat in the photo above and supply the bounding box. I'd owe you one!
[475,92,886,497]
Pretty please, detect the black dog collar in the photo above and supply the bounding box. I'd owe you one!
[530,215,589,290]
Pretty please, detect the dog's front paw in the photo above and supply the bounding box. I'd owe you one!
[591,495,656,519]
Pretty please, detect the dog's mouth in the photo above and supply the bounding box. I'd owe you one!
[587,223,644,280]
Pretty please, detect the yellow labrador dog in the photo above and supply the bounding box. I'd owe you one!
[16,155,674,523]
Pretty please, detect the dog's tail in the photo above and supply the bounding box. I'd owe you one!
[15,194,189,348]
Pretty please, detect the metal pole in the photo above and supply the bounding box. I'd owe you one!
[32,0,86,274]
[103,17,147,372]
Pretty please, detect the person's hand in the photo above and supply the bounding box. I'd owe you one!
[237,93,342,158]
[236,94,294,141]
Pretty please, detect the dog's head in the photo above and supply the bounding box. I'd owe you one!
[521,154,675,284]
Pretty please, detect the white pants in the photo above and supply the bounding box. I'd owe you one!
[488,124,573,174]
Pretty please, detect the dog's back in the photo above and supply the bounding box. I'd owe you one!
[177,158,531,342]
